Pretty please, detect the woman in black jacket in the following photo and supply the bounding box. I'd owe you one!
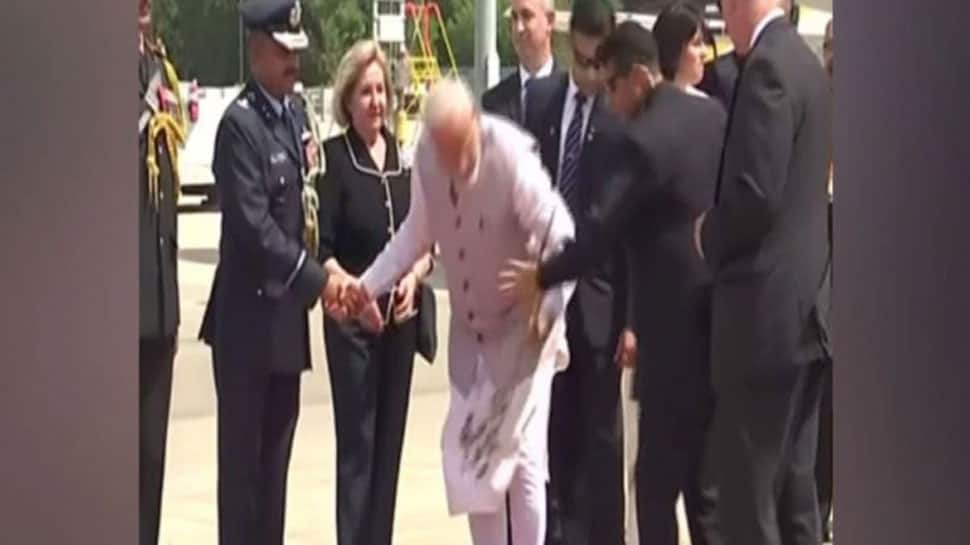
[316,39,433,545]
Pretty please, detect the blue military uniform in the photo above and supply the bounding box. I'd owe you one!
[197,1,326,544]
[200,79,324,374]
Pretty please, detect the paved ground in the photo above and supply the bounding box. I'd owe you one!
[158,212,830,545]
[160,211,649,545]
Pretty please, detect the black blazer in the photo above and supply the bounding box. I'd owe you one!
[317,126,412,324]
[700,18,833,384]
[139,48,180,341]
[698,52,740,111]
[481,62,563,125]
[524,72,633,352]
[199,82,329,374]
[539,84,726,381]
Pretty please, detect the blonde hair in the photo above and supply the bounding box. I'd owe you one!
[330,40,393,128]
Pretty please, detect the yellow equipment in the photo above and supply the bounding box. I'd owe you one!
[394,1,459,149]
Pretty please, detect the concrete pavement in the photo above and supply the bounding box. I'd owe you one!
[159,211,822,545]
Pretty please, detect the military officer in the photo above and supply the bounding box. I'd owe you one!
[138,0,186,543]
[198,1,379,544]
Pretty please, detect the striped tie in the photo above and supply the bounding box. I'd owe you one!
[558,92,587,210]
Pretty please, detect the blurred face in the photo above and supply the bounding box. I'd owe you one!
[510,0,554,69]
[348,60,388,136]
[570,31,606,97]
[138,0,152,34]
[250,33,301,99]
[719,0,747,53]
[677,29,707,87]
[603,61,642,120]
[431,110,480,182]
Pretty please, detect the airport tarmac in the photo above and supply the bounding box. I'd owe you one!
[158,211,831,545]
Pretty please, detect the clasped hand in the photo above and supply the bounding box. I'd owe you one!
[321,272,384,333]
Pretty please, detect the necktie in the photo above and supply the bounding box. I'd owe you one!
[558,92,587,210]
[520,77,529,123]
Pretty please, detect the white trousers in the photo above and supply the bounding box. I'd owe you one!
[467,456,548,545]
[465,362,556,545]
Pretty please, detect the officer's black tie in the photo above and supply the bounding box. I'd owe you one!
[557,92,588,212]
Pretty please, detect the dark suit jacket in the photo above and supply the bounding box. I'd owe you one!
[698,52,740,111]
[539,83,726,385]
[199,82,329,375]
[481,62,563,125]
[139,48,180,341]
[700,18,833,385]
[524,73,632,354]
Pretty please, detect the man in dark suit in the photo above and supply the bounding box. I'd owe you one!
[502,21,726,545]
[693,1,833,544]
[521,3,629,545]
[138,0,185,543]
[698,50,739,110]
[698,0,798,110]
[198,2,378,544]
[482,0,562,124]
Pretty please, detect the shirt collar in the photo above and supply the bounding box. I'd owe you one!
[567,76,582,102]
[256,82,289,118]
[567,76,592,111]
[750,7,786,50]
[519,56,555,86]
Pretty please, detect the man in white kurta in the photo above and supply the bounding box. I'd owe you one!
[348,78,576,545]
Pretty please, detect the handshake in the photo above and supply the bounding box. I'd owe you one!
[321,270,420,333]
[321,272,383,332]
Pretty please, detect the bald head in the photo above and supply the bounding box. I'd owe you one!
[423,77,481,181]
[510,0,556,73]
[423,77,475,134]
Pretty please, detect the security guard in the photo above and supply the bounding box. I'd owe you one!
[198,1,343,544]
[138,0,186,543]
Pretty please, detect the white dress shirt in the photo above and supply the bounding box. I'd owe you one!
[685,85,709,99]
[750,7,786,50]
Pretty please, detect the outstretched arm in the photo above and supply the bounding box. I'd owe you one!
[359,157,434,300]
[538,133,648,289]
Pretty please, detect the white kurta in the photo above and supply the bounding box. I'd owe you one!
[361,114,576,515]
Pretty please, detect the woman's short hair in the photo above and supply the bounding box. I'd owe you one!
[653,1,708,81]
[330,39,393,128]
